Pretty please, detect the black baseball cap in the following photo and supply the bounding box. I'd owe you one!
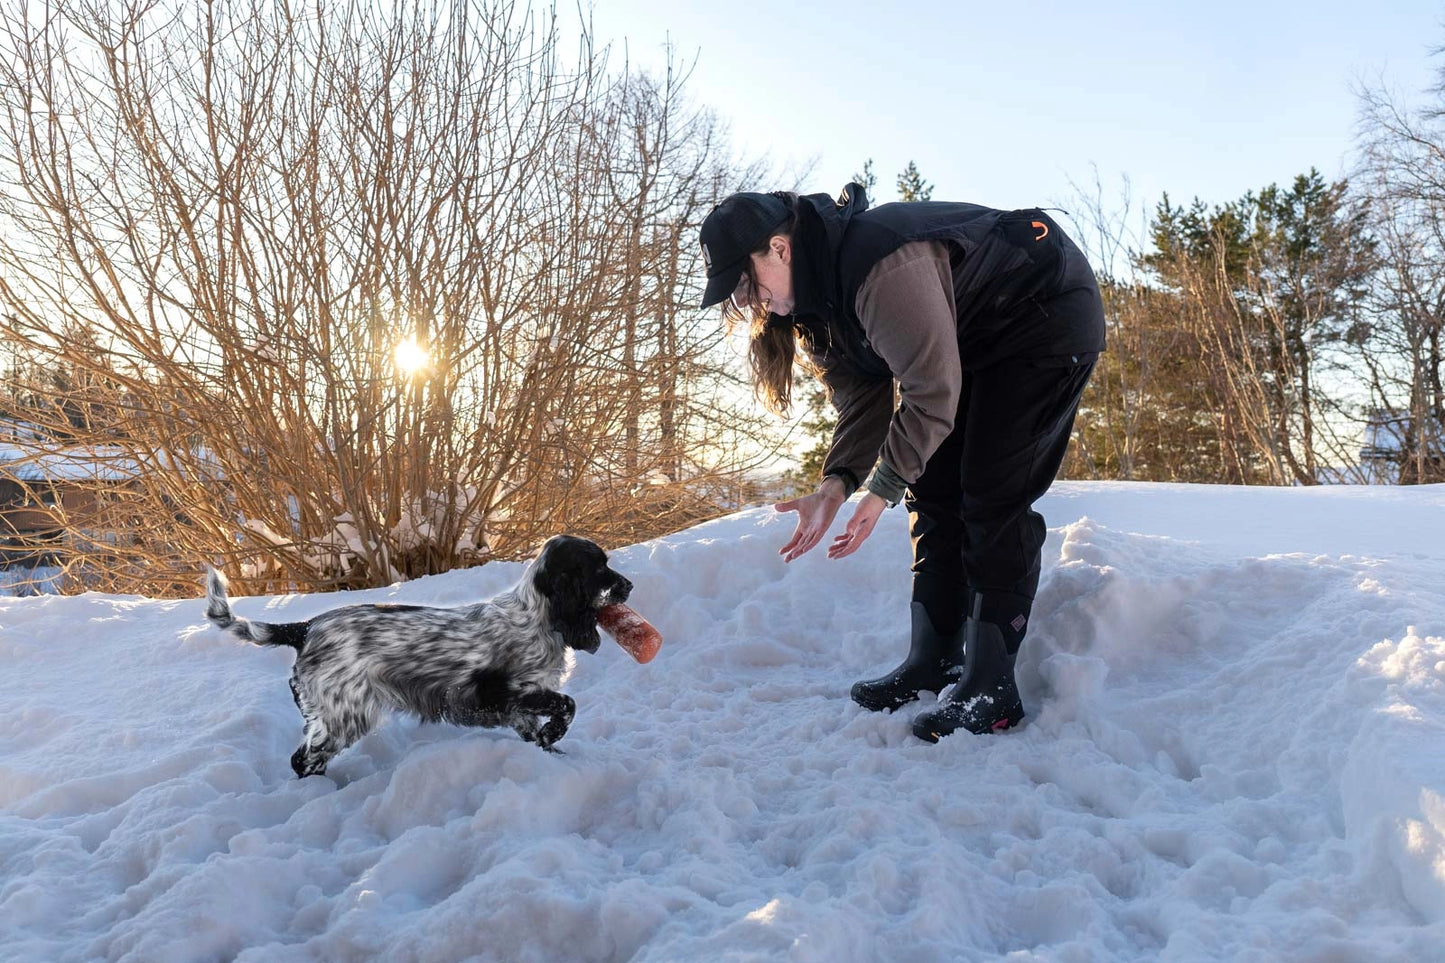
[698,192,791,308]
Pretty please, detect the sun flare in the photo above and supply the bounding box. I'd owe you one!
[394,337,430,377]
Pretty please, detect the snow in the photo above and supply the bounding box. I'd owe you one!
[0,566,59,596]
[0,443,138,483]
[2,480,1443,961]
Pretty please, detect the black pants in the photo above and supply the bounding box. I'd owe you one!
[905,354,1095,648]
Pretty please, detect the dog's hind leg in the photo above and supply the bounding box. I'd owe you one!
[287,677,329,777]
[287,676,360,778]
[290,714,339,777]
[291,738,336,778]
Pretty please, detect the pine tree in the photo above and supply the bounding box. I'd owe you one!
[851,158,878,198]
[779,156,882,494]
[1144,171,1378,484]
[896,160,933,202]
[785,157,935,494]
[781,372,836,497]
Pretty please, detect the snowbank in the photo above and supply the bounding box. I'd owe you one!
[1,481,1443,961]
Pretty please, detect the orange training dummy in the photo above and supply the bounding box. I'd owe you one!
[596,604,662,664]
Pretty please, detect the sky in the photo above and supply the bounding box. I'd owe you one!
[578,0,1445,239]
[2,481,1444,959]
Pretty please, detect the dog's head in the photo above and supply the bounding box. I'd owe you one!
[530,535,632,654]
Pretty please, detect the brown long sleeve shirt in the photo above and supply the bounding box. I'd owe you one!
[820,240,960,503]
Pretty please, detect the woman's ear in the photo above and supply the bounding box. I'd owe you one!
[770,234,792,265]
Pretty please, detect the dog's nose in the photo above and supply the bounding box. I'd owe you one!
[615,576,633,600]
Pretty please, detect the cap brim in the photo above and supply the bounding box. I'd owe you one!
[701,263,744,309]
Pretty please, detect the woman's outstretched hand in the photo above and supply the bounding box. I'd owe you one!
[828,493,886,559]
[774,477,848,563]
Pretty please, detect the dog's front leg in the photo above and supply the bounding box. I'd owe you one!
[512,689,575,751]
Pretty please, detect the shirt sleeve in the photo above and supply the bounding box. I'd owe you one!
[817,365,894,495]
[853,240,961,492]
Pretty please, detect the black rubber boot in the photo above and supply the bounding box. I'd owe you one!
[851,602,966,712]
[912,595,1025,741]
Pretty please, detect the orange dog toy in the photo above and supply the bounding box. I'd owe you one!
[596,604,662,663]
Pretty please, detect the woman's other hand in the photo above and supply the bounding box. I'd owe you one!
[774,476,848,562]
[828,493,885,559]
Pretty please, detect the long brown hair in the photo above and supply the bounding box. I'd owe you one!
[718,193,809,417]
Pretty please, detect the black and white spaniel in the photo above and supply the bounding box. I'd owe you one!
[205,535,631,777]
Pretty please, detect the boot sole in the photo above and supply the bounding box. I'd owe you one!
[850,683,954,713]
[913,709,1025,743]
[850,670,963,713]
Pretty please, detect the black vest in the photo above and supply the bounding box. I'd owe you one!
[795,193,1104,378]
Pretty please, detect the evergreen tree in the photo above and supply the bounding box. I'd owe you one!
[1144,170,1378,483]
[780,372,836,497]
[896,160,933,202]
[782,157,881,494]
[851,158,878,199]
[786,157,937,494]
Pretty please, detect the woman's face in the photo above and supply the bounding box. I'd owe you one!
[732,235,794,317]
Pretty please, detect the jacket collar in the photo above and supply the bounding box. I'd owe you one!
[772,182,870,326]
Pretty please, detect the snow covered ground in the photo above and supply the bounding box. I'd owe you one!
[2,481,1443,961]
[0,565,60,597]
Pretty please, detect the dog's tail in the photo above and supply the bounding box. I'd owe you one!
[205,566,305,650]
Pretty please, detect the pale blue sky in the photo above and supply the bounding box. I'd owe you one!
[581,1,1443,227]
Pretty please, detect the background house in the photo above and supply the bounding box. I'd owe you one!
[1359,407,1445,485]
[0,420,137,565]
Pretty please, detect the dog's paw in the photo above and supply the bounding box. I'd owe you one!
[535,715,571,751]
[291,746,329,779]
[534,724,566,751]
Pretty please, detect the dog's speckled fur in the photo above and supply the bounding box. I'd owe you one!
[205,535,631,777]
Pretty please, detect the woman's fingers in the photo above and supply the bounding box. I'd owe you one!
[827,497,882,559]
[791,516,830,562]
[774,488,855,562]
[827,528,859,559]
[829,529,865,559]
[775,498,807,556]
[779,520,811,561]
[826,516,854,558]
[783,524,821,562]
[776,495,821,561]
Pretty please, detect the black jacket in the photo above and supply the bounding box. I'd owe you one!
[781,184,1106,495]
[788,184,1105,376]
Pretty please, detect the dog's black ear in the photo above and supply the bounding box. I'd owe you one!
[555,612,601,654]
[533,537,602,654]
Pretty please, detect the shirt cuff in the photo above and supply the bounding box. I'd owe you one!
[824,470,859,499]
[863,460,909,507]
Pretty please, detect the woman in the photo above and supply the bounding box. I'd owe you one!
[698,183,1105,740]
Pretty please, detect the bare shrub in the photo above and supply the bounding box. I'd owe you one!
[0,0,777,596]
